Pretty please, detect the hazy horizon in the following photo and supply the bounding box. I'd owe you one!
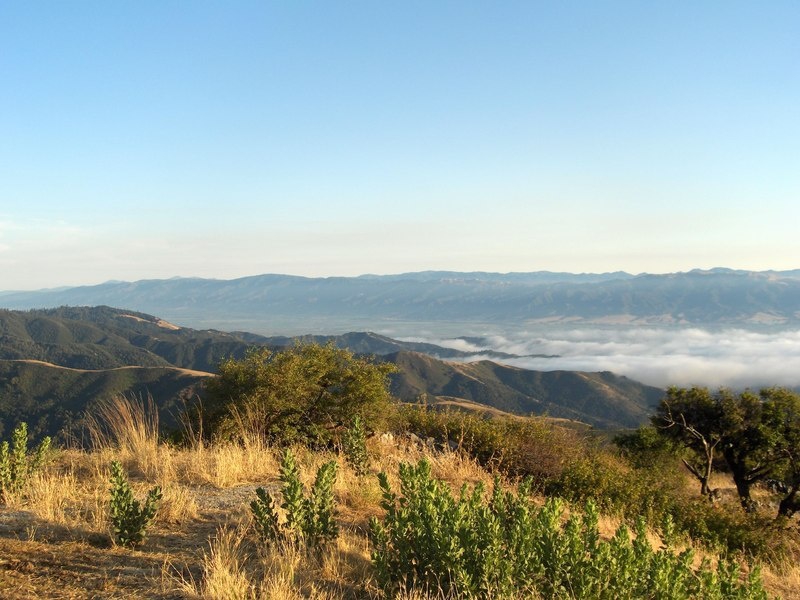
[3,265,800,294]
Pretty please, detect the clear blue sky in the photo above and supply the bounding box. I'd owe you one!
[1,1,798,290]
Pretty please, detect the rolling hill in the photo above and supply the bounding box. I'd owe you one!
[385,351,661,429]
[0,306,664,438]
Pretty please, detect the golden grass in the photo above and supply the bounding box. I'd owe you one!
[83,393,159,453]
[23,470,78,524]
[170,525,372,600]
[175,526,255,600]
[176,438,278,489]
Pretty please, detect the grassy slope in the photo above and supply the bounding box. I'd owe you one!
[387,351,662,428]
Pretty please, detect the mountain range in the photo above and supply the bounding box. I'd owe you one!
[2,268,799,334]
[0,307,663,438]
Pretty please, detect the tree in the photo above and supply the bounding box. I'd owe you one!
[759,388,800,517]
[716,389,776,511]
[654,386,800,514]
[204,342,397,446]
[653,387,726,496]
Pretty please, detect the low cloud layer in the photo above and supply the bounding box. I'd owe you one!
[403,327,800,390]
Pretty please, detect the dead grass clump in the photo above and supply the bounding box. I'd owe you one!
[82,394,165,480]
[429,450,494,490]
[171,525,368,600]
[334,463,384,525]
[178,438,278,488]
[181,526,255,600]
[154,481,199,525]
[23,470,79,524]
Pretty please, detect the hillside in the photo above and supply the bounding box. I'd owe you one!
[0,360,210,439]
[0,307,523,372]
[2,268,800,333]
[386,351,661,429]
[0,307,664,437]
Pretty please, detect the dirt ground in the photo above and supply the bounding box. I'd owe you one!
[0,482,264,599]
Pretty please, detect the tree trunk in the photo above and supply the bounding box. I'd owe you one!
[778,488,800,518]
[730,467,755,511]
[722,446,759,512]
[682,458,713,496]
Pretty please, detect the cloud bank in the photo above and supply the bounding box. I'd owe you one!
[407,327,800,390]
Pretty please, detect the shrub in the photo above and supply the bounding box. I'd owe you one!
[341,414,370,476]
[370,458,769,599]
[0,422,51,503]
[394,405,581,482]
[205,343,397,446]
[250,449,338,551]
[109,460,162,547]
[396,406,788,562]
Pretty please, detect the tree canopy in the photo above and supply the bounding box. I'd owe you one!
[652,386,800,515]
[203,342,397,446]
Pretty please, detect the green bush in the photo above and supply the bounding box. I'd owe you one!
[0,422,51,503]
[251,449,338,551]
[370,458,769,599]
[395,406,789,562]
[204,343,397,447]
[394,405,581,482]
[108,460,162,547]
[546,448,790,560]
[341,414,370,476]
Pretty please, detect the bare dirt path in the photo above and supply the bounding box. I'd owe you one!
[0,359,214,378]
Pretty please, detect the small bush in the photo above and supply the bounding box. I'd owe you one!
[370,458,769,599]
[0,422,51,503]
[341,415,370,476]
[109,460,162,547]
[250,449,338,551]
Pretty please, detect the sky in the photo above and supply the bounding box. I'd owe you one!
[1,1,799,290]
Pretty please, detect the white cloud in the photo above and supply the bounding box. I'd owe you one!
[411,327,800,389]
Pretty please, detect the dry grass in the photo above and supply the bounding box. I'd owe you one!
[176,438,278,489]
[82,394,162,478]
[174,526,255,600]
[23,470,79,525]
[170,524,373,600]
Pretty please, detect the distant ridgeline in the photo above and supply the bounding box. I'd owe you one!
[0,306,663,439]
[1,268,799,331]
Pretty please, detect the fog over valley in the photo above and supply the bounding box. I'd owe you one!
[398,326,800,390]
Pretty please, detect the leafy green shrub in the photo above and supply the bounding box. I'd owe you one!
[108,460,162,547]
[370,458,769,599]
[546,446,792,560]
[0,422,51,503]
[545,448,679,520]
[671,498,786,560]
[614,425,681,469]
[341,414,370,476]
[250,449,338,551]
[396,406,788,562]
[395,405,581,482]
[204,343,397,446]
